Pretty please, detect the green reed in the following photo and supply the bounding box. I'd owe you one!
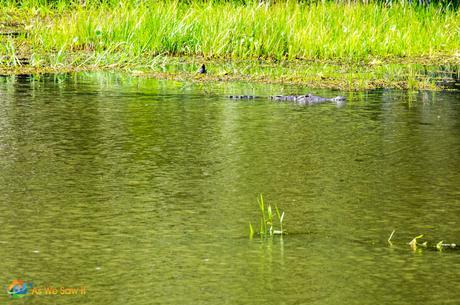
[250,194,285,238]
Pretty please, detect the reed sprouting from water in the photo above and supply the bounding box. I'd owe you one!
[250,194,285,238]
[1,0,459,65]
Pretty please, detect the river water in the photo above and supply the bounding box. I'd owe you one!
[0,73,459,304]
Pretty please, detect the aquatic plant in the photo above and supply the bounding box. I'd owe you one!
[406,234,459,251]
[436,241,457,251]
[408,234,427,250]
[249,194,285,238]
[391,233,459,251]
[436,240,444,251]
[387,229,396,245]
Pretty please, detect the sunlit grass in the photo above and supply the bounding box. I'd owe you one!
[1,0,459,63]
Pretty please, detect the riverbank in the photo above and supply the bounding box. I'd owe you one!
[1,1,459,90]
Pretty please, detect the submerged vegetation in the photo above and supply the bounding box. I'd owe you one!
[389,231,457,252]
[250,194,285,238]
[0,0,459,89]
[409,234,457,251]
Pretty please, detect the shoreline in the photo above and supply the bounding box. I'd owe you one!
[1,2,459,90]
[1,56,459,90]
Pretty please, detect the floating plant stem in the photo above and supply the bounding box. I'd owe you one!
[436,241,444,251]
[409,235,427,250]
[392,234,459,252]
[388,229,396,245]
[436,241,457,251]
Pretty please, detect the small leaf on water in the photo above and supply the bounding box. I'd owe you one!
[409,234,423,249]
[436,241,443,250]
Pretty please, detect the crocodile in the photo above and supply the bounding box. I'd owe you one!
[228,93,346,105]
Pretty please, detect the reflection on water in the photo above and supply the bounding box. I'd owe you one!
[0,73,459,305]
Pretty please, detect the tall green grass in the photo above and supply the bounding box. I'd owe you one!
[2,0,459,64]
[250,194,285,238]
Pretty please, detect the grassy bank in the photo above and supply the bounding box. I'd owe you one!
[0,1,459,89]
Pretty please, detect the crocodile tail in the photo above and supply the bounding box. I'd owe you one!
[227,95,258,99]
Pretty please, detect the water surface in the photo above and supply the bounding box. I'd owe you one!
[0,73,459,304]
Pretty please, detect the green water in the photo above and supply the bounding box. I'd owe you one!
[0,73,459,305]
